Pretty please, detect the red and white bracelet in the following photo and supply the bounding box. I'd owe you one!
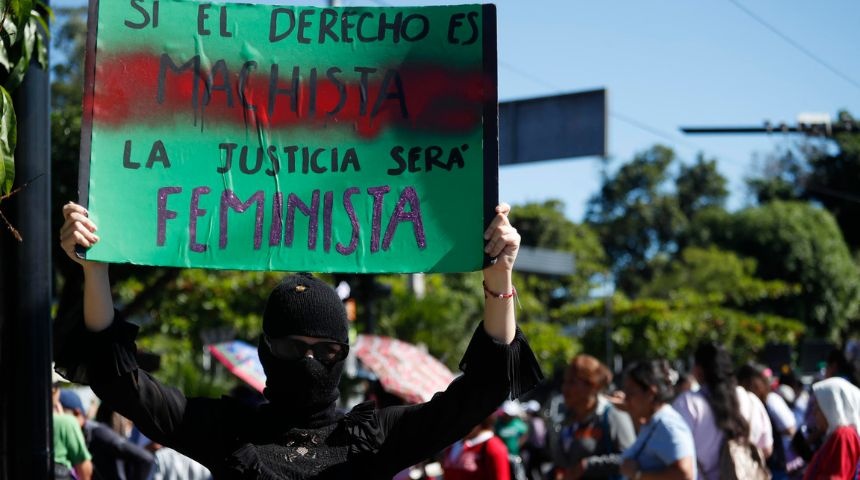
[483,281,516,299]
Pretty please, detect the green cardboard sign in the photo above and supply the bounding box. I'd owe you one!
[79,0,498,273]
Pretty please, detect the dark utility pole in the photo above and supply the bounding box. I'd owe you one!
[0,13,52,480]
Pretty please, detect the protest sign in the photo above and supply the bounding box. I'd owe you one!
[79,0,498,272]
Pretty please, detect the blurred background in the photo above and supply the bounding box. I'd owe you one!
[37,0,860,392]
[1,3,859,476]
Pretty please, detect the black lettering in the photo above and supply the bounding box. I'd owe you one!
[319,9,338,43]
[268,65,300,117]
[265,145,279,176]
[123,140,140,169]
[377,12,402,43]
[356,12,375,42]
[197,4,211,35]
[218,143,237,173]
[238,61,258,111]
[326,67,346,116]
[371,69,408,119]
[407,147,421,173]
[269,8,295,42]
[401,14,429,42]
[447,13,465,44]
[340,11,356,43]
[219,6,232,37]
[239,146,264,174]
[388,146,406,175]
[464,11,479,45]
[341,148,360,172]
[355,66,376,116]
[297,9,313,44]
[310,148,326,173]
[284,145,299,172]
[426,146,445,171]
[125,0,151,29]
[204,59,233,107]
[146,140,170,168]
[157,54,201,108]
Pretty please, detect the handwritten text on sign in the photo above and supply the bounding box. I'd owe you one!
[80,1,498,273]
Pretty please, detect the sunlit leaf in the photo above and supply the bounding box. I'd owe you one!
[0,86,17,195]
[3,15,34,90]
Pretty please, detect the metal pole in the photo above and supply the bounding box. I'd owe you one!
[0,6,52,478]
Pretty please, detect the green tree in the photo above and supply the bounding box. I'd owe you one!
[586,145,728,294]
[509,199,607,307]
[558,246,804,363]
[0,0,51,238]
[689,201,860,339]
[748,111,860,251]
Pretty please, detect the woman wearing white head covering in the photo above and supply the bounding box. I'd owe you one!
[803,377,860,479]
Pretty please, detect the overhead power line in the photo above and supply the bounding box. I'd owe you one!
[498,60,707,155]
[727,0,860,93]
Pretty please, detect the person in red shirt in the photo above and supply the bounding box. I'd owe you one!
[444,415,511,480]
[803,377,860,479]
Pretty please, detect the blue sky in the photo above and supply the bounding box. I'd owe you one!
[52,0,860,221]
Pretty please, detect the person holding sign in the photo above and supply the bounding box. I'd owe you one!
[55,201,543,479]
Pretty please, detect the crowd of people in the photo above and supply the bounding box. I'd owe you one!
[54,201,860,479]
[51,371,214,480]
[437,346,860,480]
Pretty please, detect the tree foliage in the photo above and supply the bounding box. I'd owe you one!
[0,0,51,239]
[748,111,860,251]
[585,146,727,294]
[688,201,860,339]
[558,246,804,363]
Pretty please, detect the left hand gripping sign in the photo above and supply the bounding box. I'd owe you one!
[80,0,499,273]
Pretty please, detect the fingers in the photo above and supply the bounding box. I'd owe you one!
[484,227,519,257]
[483,203,519,257]
[59,202,99,261]
[483,203,512,240]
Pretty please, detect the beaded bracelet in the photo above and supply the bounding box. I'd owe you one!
[483,281,517,299]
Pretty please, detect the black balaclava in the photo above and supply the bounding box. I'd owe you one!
[258,273,349,426]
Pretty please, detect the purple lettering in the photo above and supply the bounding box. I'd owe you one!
[156,186,182,246]
[189,186,211,252]
[336,187,361,255]
[382,186,425,251]
[219,189,265,249]
[323,190,333,252]
[285,191,320,249]
[269,192,283,246]
[366,185,390,253]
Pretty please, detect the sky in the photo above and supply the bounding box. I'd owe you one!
[51,0,860,221]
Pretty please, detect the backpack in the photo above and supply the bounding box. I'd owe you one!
[718,437,770,480]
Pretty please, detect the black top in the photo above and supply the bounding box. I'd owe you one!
[55,317,542,480]
[83,419,155,480]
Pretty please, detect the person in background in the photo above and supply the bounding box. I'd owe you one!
[443,415,511,480]
[52,374,93,480]
[802,377,860,479]
[737,363,802,479]
[521,400,548,480]
[59,391,156,480]
[672,342,772,480]
[547,354,636,479]
[496,400,530,479]
[619,360,696,480]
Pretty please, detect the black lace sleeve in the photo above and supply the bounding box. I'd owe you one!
[344,401,384,455]
[53,306,139,385]
[458,323,544,399]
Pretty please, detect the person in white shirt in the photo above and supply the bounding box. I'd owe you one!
[672,342,773,480]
